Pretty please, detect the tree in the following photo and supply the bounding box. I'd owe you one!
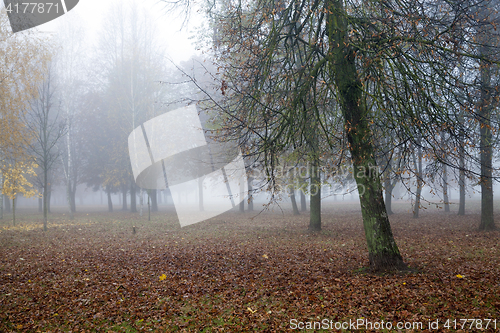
[179,0,500,270]
[0,8,51,219]
[24,62,66,231]
[2,161,38,225]
[92,1,171,214]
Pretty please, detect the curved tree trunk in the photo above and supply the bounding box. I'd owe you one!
[327,0,406,270]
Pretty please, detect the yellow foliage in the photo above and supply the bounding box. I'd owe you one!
[0,9,52,164]
[1,161,38,200]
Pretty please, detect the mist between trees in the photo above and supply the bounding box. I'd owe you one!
[1,0,500,272]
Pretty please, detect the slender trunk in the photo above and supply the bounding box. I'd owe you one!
[38,197,42,213]
[458,144,466,215]
[384,174,394,215]
[12,197,15,226]
[43,167,48,231]
[309,158,321,231]
[290,186,300,215]
[327,0,406,270]
[151,189,158,212]
[247,176,254,211]
[441,132,450,212]
[47,184,51,214]
[443,163,450,212]
[413,144,423,219]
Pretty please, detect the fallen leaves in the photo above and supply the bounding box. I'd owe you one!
[0,208,498,332]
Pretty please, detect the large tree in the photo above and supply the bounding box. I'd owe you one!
[178,0,500,270]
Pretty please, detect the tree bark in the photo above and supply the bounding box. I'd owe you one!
[384,172,394,215]
[441,132,450,212]
[327,0,406,270]
[413,143,423,219]
[106,186,113,212]
[43,167,48,231]
[309,159,321,231]
[290,187,300,215]
[478,8,495,230]
[247,176,254,211]
[479,77,494,229]
[458,143,466,215]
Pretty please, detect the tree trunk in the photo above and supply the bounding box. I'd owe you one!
[290,187,300,215]
[412,143,423,219]
[38,197,42,213]
[441,132,450,212]
[458,144,466,215]
[384,174,394,215]
[106,186,113,212]
[43,168,48,231]
[309,158,321,231]
[479,58,495,230]
[327,0,406,271]
[247,176,254,211]
[47,184,51,214]
[443,163,450,212]
[12,197,15,226]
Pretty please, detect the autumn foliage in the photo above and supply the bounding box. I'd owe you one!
[0,205,498,332]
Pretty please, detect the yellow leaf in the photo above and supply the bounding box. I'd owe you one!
[262,254,268,259]
[159,274,167,281]
[247,307,257,313]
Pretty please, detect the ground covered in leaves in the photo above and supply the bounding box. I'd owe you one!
[0,201,499,332]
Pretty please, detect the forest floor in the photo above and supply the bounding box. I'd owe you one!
[0,201,499,332]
